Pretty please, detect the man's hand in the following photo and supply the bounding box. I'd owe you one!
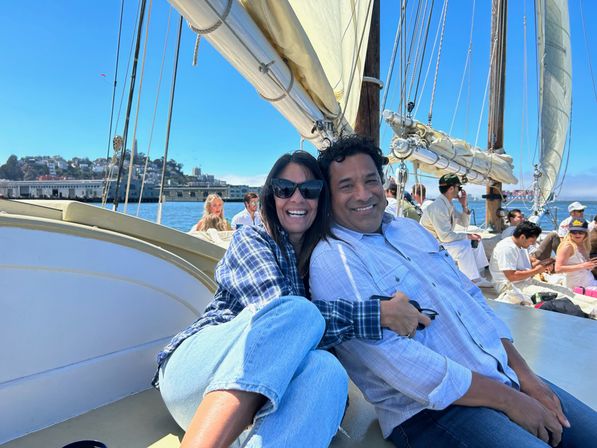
[519,372,570,430]
[458,188,468,208]
[467,233,482,241]
[379,292,431,337]
[503,388,563,446]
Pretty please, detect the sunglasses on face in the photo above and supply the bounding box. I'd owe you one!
[570,230,586,235]
[271,178,323,200]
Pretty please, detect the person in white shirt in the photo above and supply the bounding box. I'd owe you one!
[558,201,587,237]
[231,192,262,230]
[489,222,575,305]
[501,209,525,239]
[420,174,490,287]
[384,179,399,216]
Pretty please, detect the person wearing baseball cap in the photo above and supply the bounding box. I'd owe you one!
[555,218,597,290]
[420,174,491,287]
[558,201,587,237]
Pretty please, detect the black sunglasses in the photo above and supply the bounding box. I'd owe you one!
[570,230,586,235]
[271,178,324,200]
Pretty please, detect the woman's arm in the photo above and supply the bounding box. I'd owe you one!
[555,243,595,273]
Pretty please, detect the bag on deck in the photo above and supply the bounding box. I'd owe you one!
[534,297,589,318]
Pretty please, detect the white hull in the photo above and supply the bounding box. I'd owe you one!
[0,214,215,443]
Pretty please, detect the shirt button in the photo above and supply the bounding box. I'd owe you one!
[395,276,400,282]
[432,282,437,287]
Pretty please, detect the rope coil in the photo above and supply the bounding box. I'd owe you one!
[188,0,233,35]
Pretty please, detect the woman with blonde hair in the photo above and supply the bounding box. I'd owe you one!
[193,193,231,231]
[555,219,597,290]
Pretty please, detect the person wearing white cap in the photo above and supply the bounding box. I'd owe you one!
[557,201,587,238]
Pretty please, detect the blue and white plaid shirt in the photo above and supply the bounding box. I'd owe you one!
[156,225,382,370]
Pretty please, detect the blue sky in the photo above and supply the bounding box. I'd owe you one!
[1,0,595,199]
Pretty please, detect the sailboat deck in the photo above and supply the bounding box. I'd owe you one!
[3,301,595,448]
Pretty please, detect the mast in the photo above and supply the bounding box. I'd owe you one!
[484,0,507,232]
[355,0,380,145]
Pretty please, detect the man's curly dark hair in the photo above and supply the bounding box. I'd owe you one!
[317,135,389,185]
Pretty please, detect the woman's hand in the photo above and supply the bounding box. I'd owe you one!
[379,292,431,337]
[582,259,597,270]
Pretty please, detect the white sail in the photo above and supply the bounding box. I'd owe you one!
[534,0,572,212]
[169,0,373,147]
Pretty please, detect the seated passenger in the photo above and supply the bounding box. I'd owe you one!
[489,222,575,305]
[230,192,261,230]
[555,219,597,291]
[193,193,230,231]
[501,209,525,239]
[310,135,597,448]
[420,174,490,287]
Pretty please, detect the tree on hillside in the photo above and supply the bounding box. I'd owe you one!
[0,155,24,180]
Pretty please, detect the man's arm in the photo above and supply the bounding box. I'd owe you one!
[428,202,467,242]
[502,263,549,282]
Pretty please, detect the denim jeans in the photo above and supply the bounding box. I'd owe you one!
[389,379,597,447]
[159,296,348,447]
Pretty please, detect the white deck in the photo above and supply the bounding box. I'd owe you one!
[3,301,595,448]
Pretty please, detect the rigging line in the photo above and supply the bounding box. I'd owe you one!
[579,0,597,103]
[413,0,445,117]
[398,0,423,113]
[408,0,434,104]
[410,0,435,114]
[157,15,183,225]
[449,0,476,134]
[519,7,530,192]
[124,0,154,215]
[426,0,449,125]
[114,0,143,134]
[404,0,427,102]
[531,0,541,166]
[102,0,126,207]
[138,7,173,215]
[380,0,407,118]
[473,30,498,150]
[113,0,148,211]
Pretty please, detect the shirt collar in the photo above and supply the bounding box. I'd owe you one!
[331,213,393,242]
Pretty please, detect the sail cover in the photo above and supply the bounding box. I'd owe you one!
[168,0,373,147]
[535,0,572,209]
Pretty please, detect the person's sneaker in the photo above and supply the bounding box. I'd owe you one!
[473,278,493,288]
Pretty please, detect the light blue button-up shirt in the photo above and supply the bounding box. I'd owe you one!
[310,214,518,437]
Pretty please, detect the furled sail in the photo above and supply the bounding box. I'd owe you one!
[168,0,373,148]
[384,111,518,185]
[533,0,572,213]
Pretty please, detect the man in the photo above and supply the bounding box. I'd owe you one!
[501,209,525,239]
[558,202,587,237]
[411,183,432,210]
[385,179,420,221]
[489,221,579,305]
[310,135,597,447]
[230,192,261,230]
[420,174,490,287]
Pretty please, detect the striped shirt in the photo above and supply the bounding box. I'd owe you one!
[156,225,382,369]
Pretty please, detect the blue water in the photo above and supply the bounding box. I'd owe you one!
[110,200,597,233]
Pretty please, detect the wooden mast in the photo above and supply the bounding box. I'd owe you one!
[485,0,508,232]
[354,0,380,145]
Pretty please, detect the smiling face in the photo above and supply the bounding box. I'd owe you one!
[209,199,223,216]
[569,230,587,244]
[246,198,259,213]
[328,153,385,234]
[274,163,319,245]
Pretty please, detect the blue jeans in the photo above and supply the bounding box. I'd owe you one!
[389,380,597,447]
[159,296,348,447]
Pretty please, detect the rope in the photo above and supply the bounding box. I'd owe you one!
[518,8,529,195]
[102,0,126,207]
[124,0,154,215]
[427,0,449,125]
[380,0,407,117]
[473,32,497,149]
[188,0,233,35]
[137,6,172,215]
[258,61,295,102]
[449,0,476,134]
[409,0,435,107]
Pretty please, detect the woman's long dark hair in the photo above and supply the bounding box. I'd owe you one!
[260,150,331,277]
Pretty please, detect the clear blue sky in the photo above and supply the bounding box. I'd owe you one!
[1,0,595,199]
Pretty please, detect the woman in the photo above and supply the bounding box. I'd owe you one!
[194,193,230,231]
[157,152,347,447]
[555,219,597,290]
